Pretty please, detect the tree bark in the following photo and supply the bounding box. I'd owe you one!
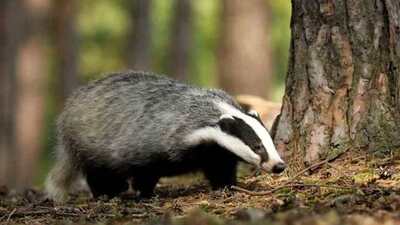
[218,0,272,99]
[0,0,20,187]
[168,0,193,81]
[52,0,80,104]
[126,0,152,71]
[273,0,400,170]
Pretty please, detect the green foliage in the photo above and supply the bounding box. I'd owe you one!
[78,0,130,80]
[75,0,291,93]
[269,0,291,101]
[190,0,220,87]
[151,0,174,74]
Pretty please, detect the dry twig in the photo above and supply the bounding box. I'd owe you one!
[0,207,82,219]
[231,183,355,196]
[6,208,16,224]
[232,149,350,196]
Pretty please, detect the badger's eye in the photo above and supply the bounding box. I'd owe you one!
[254,144,263,151]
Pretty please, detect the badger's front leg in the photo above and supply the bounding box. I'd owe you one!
[203,157,238,189]
[132,175,159,198]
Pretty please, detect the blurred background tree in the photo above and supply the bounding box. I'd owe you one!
[52,0,80,105]
[0,0,19,188]
[0,0,291,189]
[218,0,272,98]
[125,0,152,71]
[168,0,193,81]
[14,0,49,190]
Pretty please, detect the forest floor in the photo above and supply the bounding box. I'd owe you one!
[1,150,400,225]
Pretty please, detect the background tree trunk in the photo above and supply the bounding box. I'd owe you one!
[14,0,49,189]
[218,0,272,99]
[273,0,400,170]
[52,0,79,104]
[168,0,193,81]
[0,0,20,187]
[126,0,152,71]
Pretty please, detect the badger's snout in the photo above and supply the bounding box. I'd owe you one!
[261,161,286,174]
[271,162,286,174]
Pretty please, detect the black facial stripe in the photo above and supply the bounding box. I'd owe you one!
[231,117,260,143]
[218,116,269,162]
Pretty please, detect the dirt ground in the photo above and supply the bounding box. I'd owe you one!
[1,151,400,225]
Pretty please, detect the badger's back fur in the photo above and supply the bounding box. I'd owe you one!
[45,71,284,201]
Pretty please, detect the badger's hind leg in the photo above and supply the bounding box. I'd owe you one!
[85,166,129,198]
[45,147,79,202]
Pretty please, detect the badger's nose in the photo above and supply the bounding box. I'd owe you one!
[272,162,286,174]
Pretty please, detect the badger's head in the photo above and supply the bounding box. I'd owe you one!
[185,102,286,174]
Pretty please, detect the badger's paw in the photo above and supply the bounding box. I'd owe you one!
[44,180,69,203]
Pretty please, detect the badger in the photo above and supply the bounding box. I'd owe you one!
[45,71,285,202]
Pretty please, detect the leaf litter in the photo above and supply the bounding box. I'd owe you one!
[1,150,400,225]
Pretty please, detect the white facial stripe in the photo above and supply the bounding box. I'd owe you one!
[217,102,284,163]
[184,126,261,166]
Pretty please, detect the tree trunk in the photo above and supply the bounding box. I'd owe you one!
[126,0,152,71]
[52,0,79,104]
[14,0,49,189]
[218,0,272,99]
[273,0,400,170]
[168,0,193,81]
[0,0,20,187]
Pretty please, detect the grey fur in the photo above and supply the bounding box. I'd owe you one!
[45,71,249,201]
[60,71,240,167]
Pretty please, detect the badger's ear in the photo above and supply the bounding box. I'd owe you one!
[248,109,266,127]
[248,109,259,118]
[219,114,235,120]
[218,114,236,132]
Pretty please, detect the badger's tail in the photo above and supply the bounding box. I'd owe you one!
[45,144,79,203]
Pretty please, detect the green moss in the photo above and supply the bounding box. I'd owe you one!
[353,170,378,185]
[360,96,400,156]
